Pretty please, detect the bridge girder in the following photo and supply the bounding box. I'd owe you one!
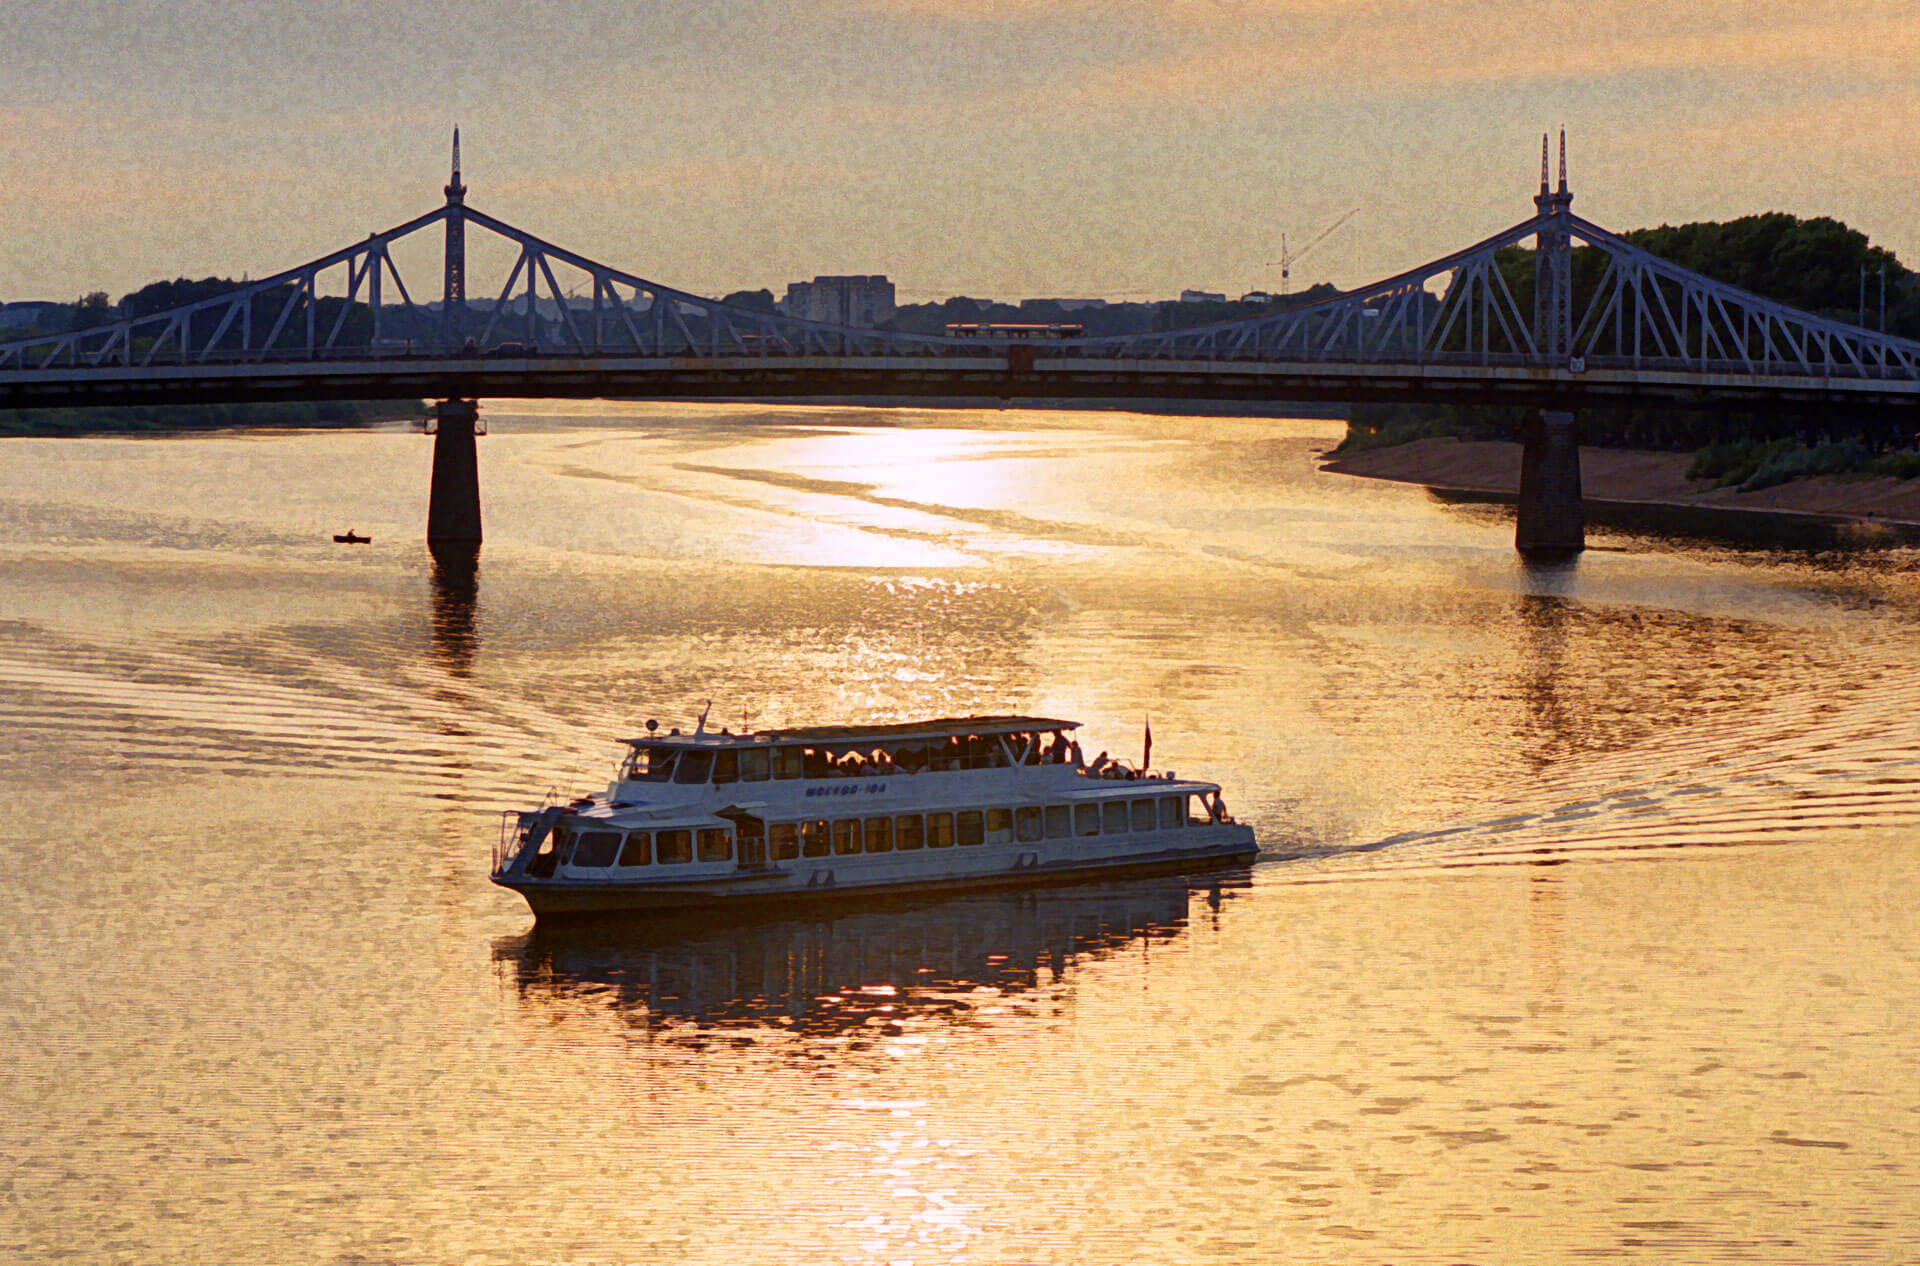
[4,181,1919,412]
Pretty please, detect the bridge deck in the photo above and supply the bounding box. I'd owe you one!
[5,354,1918,413]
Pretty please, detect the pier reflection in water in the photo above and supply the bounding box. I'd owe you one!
[427,541,481,677]
[493,872,1244,1042]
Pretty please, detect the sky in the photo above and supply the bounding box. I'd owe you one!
[1,0,1916,306]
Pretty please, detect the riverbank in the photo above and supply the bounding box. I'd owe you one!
[0,399,425,437]
[1322,437,1920,543]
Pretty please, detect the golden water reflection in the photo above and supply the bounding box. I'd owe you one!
[9,409,1920,1262]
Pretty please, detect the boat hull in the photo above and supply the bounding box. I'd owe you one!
[494,827,1258,919]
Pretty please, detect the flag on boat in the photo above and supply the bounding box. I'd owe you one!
[1143,716,1152,772]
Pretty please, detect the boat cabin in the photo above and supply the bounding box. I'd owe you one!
[521,786,1226,880]
[617,716,1083,788]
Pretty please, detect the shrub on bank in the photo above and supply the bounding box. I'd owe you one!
[1685,438,1914,491]
[1865,450,1920,480]
[1688,439,1795,487]
[1739,441,1869,491]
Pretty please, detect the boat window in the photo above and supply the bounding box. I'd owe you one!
[618,832,651,866]
[1015,807,1043,842]
[833,819,861,855]
[771,822,800,861]
[552,824,577,862]
[698,828,732,862]
[802,819,831,858]
[673,750,713,784]
[1075,804,1100,837]
[1131,799,1156,832]
[1159,797,1183,830]
[713,750,739,785]
[774,747,803,780]
[572,830,621,868]
[927,812,955,848]
[1044,806,1072,839]
[985,808,1013,845]
[890,742,927,774]
[1188,794,1210,825]
[957,810,984,847]
[741,748,770,782]
[630,748,677,782]
[803,747,831,778]
[896,814,924,850]
[864,817,893,852]
[657,829,693,864]
[1102,801,1129,834]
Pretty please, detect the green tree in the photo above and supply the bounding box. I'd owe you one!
[70,291,111,330]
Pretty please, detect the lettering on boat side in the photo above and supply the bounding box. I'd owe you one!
[804,783,892,798]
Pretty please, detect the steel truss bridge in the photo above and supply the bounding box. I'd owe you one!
[4,139,1919,416]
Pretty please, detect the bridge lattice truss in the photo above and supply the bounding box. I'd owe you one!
[4,199,1918,392]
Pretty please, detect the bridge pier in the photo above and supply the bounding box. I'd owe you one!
[1516,408,1584,555]
[427,398,482,544]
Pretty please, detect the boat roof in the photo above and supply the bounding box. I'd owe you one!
[624,714,1079,747]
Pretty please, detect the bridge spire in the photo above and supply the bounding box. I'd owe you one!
[1520,126,1583,555]
[1532,127,1575,357]
[430,126,482,547]
[443,127,467,349]
[446,126,466,202]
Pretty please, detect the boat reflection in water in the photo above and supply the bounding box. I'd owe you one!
[492,869,1251,1040]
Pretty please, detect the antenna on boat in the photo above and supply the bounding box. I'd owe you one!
[695,700,712,736]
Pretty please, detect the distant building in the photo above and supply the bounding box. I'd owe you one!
[1239,291,1279,305]
[781,275,896,328]
[0,300,66,331]
[1179,289,1227,304]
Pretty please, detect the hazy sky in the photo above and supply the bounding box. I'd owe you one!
[2,1,1916,305]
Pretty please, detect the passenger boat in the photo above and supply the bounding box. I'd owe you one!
[491,714,1257,917]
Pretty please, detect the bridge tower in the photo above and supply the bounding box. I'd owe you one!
[1516,129,1584,555]
[429,129,483,545]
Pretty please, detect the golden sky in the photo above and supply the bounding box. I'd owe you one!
[1,0,1914,304]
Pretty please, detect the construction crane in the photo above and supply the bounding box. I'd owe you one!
[1269,207,1360,296]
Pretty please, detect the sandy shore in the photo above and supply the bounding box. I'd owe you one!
[1321,437,1920,528]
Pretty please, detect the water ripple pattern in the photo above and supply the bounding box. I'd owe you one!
[4,411,1920,1264]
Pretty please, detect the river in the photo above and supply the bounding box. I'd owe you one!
[3,402,1917,1263]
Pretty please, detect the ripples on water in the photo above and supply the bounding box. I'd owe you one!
[2,408,1919,1263]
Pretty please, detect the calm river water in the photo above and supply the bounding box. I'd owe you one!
[3,403,1918,1264]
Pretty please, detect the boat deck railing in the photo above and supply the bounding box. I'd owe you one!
[494,790,569,875]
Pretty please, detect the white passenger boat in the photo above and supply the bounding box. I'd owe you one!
[491,714,1257,917]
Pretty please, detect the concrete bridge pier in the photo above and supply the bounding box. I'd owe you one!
[427,398,482,544]
[1515,408,1584,555]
